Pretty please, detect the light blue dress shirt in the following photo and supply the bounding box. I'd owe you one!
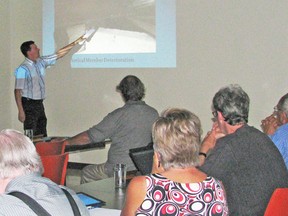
[15,54,57,100]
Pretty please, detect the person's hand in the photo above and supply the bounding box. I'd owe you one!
[18,110,25,123]
[76,29,96,45]
[75,35,86,45]
[199,123,226,166]
[198,128,217,166]
[51,137,66,142]
[212,122,226,139]
[201,123,225,152]
[201,130,216,152]
[261,114,278,135]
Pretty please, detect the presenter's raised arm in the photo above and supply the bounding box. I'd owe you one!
[56,35,85,59]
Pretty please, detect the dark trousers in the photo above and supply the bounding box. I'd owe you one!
[22,97,47,137]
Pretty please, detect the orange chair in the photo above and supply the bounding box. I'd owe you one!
[264,188,288,216]
[41,153,69,185]
[36,140,67,156]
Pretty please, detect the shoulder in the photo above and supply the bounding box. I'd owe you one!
[97,108,124,124]
[125,176,148,198]
[15,64,28,74]
[0,194,27,214]
[38,54,57,67]
[270,124,288,142]
[0,194,17,203]
[59,186,90,216]
[275,123,288,136]
[219,125,265,145]
[200,139,236,175]
[207,176,225,186]
[139,101,159,114]
[127,176,147,191]
[237,125,265,137]
[121,176,147,215]
[59,185,76,195]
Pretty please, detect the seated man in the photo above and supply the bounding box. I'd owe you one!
[0,129,89,216]
[199,84,288,215]
[66,75,159,183]
[261,93,288,169]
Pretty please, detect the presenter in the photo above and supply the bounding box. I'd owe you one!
[14,35,86,137]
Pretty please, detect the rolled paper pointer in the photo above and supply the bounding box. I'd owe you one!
[79,28,96,45]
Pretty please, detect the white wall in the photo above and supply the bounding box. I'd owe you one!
[6,1,43,131]
[3,0,288,139]
[0,1,11,130]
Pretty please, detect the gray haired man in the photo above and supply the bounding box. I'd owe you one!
[199,84,288,215]
[0,129,89,215]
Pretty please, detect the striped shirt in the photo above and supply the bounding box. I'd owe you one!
[15,54,57,100]
[270,123,288,169]
[0,173,90,216]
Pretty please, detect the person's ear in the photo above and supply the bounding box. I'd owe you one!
[153,152,161,166]
[279,112,288,125]
[26,50,32,58]
[152,152,163,173]
[217,111,225,121]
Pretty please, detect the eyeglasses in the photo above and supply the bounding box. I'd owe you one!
[212,111,218,117]
[274,106,281,112]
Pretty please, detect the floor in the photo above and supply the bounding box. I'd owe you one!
[66,168,82,187]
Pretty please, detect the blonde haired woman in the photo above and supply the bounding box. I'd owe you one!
[121,108,228,216]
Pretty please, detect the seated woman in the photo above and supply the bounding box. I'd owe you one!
[121,108,228,216]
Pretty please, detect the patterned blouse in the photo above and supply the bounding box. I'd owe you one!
[135,173,228,216]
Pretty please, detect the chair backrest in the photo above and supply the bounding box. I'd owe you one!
[264,188,288,216]
[129,143,154,175]
[41,153,69,185]
[36,141,67,156]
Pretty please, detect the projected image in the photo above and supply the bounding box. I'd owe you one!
[43,0,176,68]
[56,0,156,54]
